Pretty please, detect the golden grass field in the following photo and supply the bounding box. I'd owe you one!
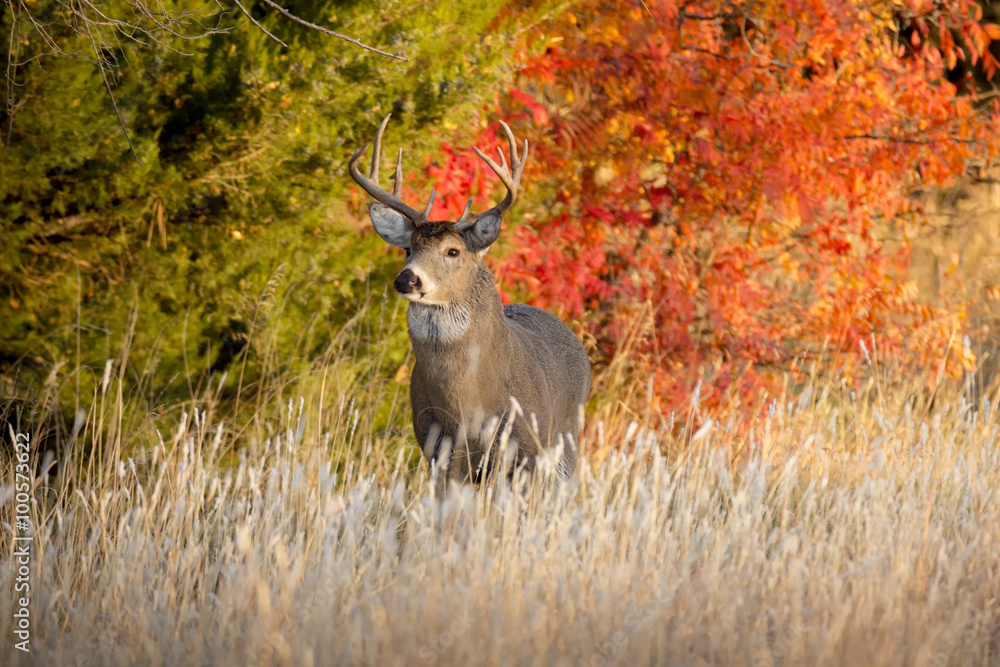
[2,329,999,667]
[0,176,997,666]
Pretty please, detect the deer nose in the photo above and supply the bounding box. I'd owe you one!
[394,268,422,294]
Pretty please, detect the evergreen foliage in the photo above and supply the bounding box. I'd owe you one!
[1,0,514,406]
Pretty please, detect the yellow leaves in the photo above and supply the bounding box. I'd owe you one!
[394,364,409,383]
[986,285,1000,301]
[960,335,977,372]
[593,162,616,187]
[809,297,833,319]
[443,119,458,131]
[604,78,640,106]
[605,117,631,142]
[639,162,668,187]
[663,144,675,164]
[280,95,293,108]
[777,250,798,274]
[945,252,959,276]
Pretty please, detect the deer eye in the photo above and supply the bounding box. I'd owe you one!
[405,248,411,257]
[447,248,460,258]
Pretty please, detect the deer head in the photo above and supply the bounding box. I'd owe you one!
[348,114,527,307]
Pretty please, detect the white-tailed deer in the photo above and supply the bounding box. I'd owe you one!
[349,114,591,484]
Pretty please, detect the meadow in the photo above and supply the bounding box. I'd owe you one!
[4,1,1000,664]
[2,325,998,667]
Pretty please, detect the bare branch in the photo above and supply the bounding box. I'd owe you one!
[5,0,22,147]
[3,0,408,157]
[233,0,286,48]
[80,1,141,164]
[258,0,409,62]
[122,0,227,42]
[842,132,983,145]
[18,0,71,59]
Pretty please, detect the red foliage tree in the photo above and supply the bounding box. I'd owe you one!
[466,0,1000,413]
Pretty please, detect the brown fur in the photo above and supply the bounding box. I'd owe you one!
[402,223,591,483]
[350,114,589,484]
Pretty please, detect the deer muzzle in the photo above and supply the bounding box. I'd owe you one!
[394,268,422,295]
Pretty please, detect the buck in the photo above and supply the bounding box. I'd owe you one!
[348,114,590,484]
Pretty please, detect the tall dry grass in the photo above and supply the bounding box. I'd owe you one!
[2,332,1000,666]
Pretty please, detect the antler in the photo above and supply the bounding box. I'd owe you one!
[348,114,435,225]
[457,120,529,228]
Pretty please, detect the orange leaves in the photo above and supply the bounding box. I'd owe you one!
[457,0,1000,415]
[509,89,549,126]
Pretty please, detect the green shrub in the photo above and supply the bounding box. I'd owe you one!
[1,0,514,411]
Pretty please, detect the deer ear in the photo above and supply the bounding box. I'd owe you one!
[463,209,502,254]
[369,203,414,248]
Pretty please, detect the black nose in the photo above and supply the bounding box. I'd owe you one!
[394,268,421,294]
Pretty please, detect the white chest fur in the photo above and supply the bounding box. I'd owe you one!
[407,304,471,343]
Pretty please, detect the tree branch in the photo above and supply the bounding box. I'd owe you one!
[3,0,409,158]
[4,0,21,147]
[233,0,286,48]
[80,1,141,164]
[258,0,409,62]
[843,132,983,145]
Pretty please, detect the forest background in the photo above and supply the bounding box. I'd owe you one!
[2,0,1000,449]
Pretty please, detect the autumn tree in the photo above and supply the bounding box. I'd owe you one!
[434,0,1000,414]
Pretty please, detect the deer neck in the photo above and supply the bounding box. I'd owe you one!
[407,266,509,419]
[406,265,507,351]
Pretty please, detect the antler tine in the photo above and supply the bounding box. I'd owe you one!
[348,113,427,224]
[391,148,403,197]
[473,146,517,194]
[457,197,475,223]
[472,120,529,218]
[499,120,519,164]
[518,139,528,181]
[423,189,436,218]
[496,146,508,174]
[370,114,391,183]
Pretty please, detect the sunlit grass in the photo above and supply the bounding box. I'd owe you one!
[2,341,999,666]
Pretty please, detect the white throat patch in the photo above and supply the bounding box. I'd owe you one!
[407,303,471,343]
